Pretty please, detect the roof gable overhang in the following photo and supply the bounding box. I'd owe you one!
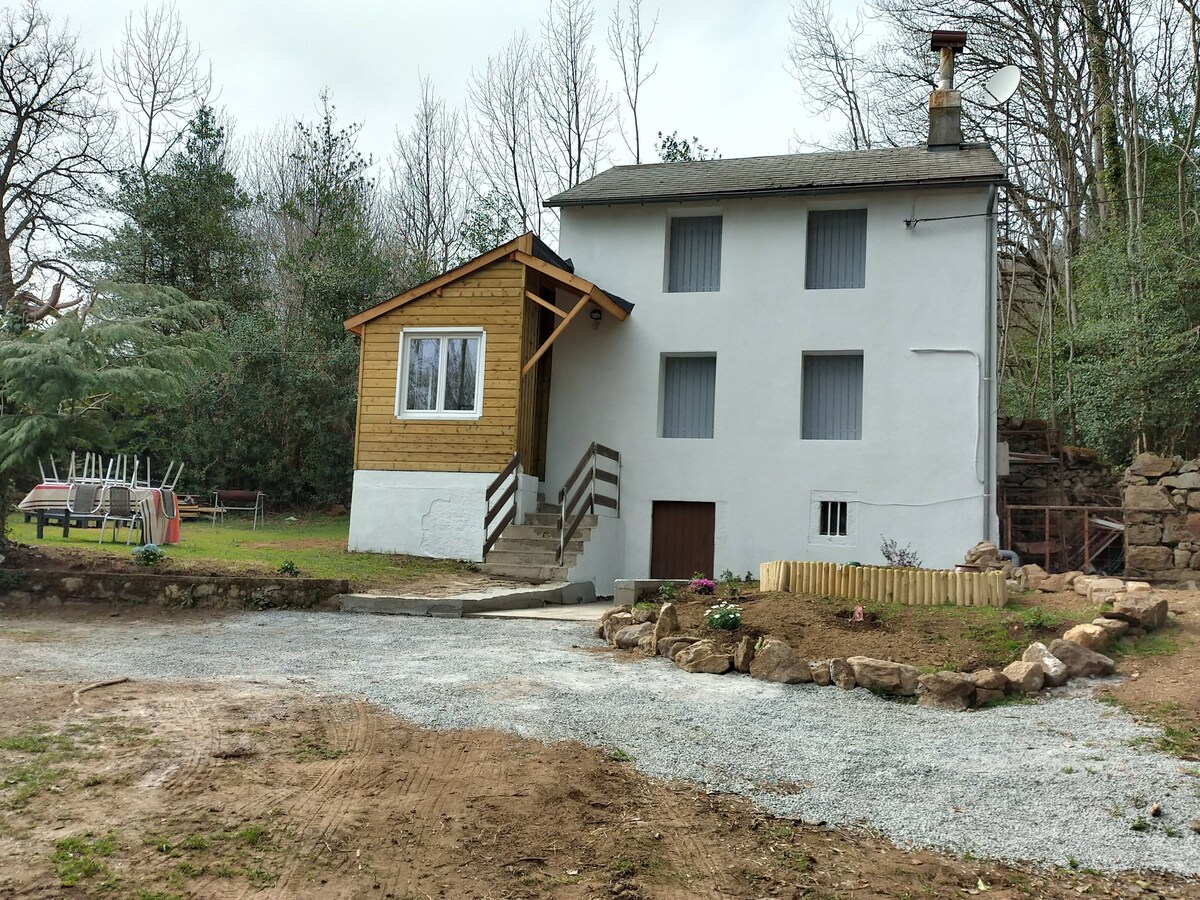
[343,232,631,336]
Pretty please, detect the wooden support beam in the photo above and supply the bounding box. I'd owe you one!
[513,250,629,320]
[524,289,566,317]
[522,293,590,375]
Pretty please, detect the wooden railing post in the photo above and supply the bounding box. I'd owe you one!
[483,452,520,558]
[557,441,622,564]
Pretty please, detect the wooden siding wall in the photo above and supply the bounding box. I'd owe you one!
[354,260,525,473]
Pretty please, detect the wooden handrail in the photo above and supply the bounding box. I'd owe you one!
[558,441,596,505]
[558,442,620,564]
[487,452,520,500]
[483,452,520,557]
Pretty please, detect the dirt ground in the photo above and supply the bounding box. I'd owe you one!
[1,676,1196,900]
[1099,591,1200,759]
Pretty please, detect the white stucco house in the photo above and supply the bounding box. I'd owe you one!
[344,32,1006,593]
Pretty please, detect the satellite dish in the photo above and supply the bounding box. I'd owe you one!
[984,66,1021,105]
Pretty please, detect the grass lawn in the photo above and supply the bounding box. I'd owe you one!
[6,513,469,590]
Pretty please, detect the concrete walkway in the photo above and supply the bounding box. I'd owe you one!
[338,580,598,617]
[465,600,612,621]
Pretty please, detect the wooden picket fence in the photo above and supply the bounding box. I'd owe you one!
[758,560,1007,608]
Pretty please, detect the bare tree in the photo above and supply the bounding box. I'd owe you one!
[107,3,211,180]
[468,33,544,233]
[607,0,658,163]
[0,1,115,323]
[389,79,468,284]
[787,0,873,150]
[535,0,617,194]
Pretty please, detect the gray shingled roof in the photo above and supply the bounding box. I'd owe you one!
[544,144,1005,207]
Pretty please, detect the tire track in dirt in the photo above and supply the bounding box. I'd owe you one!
[238,697,379,899]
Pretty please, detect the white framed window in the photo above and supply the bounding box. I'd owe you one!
[395,327,486,420]
[809,490,857,546]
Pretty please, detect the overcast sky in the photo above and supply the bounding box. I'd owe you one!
[44,0,862,169]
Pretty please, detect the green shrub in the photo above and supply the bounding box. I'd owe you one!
[704,601,742,631]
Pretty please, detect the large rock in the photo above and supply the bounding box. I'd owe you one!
[1128,453,1175,478]
[1073,575,1098,597]
[1125,524,1162,546]
[917,671,975,710]
[1018,563,1049,591]
[1062,623,1109,653]
[658,635,698,660]
[596,605,632,639]
[970,668,1010,692]
[847,656,920,696]
[829,658,856,690]
[975,687,1006,706]
[1092,617,1130,639]
[1021,642,1068,686]
[1162,472,1200,489]
[631,605,656,624]
[1038,570,1082,593]
[1002,660,1045,694]
[603,612,635,643]
[750,639,814,684]
[674,640,733,674]
[1126,545,1174,572]
[1109,594,1169,631]
[733,635,756,673]
[652,602,681,651]
[809,659,832,686]
[1124,484,1174,512]
[1048,639,1115,678]
[1087,577,1126,602]
[613,622,654,649]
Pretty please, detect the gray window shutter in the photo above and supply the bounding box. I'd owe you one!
[805,209,867,289]
[662,356,716,438]
[802,354,863,440]
[668,216,722,292]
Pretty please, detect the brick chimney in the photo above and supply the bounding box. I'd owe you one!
[928,30,967,150]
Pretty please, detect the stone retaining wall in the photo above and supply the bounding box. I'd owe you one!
[0,569,350,611]
[1123,453,1200,581]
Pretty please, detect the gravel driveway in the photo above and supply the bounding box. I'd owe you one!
[4,610,1199,876]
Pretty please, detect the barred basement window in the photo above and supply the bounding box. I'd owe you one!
[819,500,848,537]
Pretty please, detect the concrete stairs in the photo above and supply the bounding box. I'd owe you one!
[480,501,598,583]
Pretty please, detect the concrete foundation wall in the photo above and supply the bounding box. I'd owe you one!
[566,515,626,595]
[349,470,492,561]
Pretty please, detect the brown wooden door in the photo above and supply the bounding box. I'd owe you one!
[651,501,715,579]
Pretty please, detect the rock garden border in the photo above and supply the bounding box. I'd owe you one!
[596,580,1172,711]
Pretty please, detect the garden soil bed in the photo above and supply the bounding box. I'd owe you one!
[670,589,1104,672]
[1,676,1193,899]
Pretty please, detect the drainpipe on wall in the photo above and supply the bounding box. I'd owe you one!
[983,186,999,542]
